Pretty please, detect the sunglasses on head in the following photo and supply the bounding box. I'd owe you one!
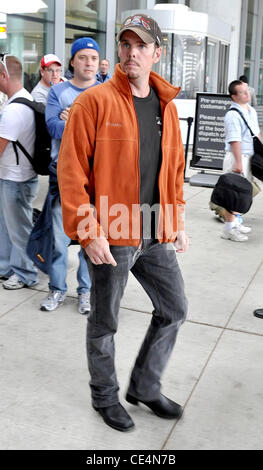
[0,53,11,78]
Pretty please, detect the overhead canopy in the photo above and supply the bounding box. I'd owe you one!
[121,5,231,43]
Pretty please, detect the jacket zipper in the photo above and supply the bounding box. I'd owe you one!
[157,101,165,242]
[130,92,142,247]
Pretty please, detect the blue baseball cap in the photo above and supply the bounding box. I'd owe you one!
[71,37,100,57]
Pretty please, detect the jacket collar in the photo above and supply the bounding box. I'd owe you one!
[111,63,180,104]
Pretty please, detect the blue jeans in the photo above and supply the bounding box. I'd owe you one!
[49,198,91,294]
[86,239,188,408]
[0,177,38,285]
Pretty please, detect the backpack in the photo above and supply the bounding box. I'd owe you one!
[211,172,253,214]
[250,134,263,181]
[11,97,52,175]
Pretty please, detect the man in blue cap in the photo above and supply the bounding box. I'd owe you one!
[39,38,101,314]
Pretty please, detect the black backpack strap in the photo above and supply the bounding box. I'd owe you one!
[227,107,255,137]
[9,98,35,166]
[12,142,19,165]
[11,97,45,113]
[10,97,33,107]
[12,140,34,166]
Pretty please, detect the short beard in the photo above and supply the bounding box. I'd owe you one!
[126,71,139,80]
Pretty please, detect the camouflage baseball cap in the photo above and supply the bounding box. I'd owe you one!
[117,14,162,46]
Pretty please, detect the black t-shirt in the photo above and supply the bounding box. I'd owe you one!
[133,87,162,208]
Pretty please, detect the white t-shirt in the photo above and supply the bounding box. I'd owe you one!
[31,81,49,104]
[0,88,36,182]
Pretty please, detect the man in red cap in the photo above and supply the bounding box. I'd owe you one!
[31,54,63,104]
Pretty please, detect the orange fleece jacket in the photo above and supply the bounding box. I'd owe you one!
[57,64,186,248]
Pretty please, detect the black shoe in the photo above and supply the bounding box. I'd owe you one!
[253,308,263,319]
[126,393,183,420]
[93,403,135,432]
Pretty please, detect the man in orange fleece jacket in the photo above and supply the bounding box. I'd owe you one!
[58,14,188,432]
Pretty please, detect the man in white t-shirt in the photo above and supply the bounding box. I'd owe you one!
[31,54,64,104]
[222,80,261,242]
[0,54,38,289]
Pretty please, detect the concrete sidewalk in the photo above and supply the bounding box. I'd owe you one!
[1,180,263,450]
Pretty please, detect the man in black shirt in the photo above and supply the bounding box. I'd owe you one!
[58,14,189,433]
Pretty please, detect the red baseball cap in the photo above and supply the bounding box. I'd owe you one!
[41,54,62,68]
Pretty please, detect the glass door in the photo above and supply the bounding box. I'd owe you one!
[154,33,205,99]
[205,39,219,93]
[217,43,229,94]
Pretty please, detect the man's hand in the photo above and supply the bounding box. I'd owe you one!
[60,107,71,121]
[174,230,189,253]
[231,141,242,174]
[233,163,243,174]
[85,237,117,266]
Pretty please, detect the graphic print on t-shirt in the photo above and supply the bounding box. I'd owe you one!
[155,116,162,136]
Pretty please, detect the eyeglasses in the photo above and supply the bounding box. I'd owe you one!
[44,67,62,74]
[0,53,11,78]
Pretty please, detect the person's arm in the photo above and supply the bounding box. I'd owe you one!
[45,86,66,139]
[172,103,188,253]
[230,141,243,173]
[57,99,116,266]
[0,137,9,157]
[224,111,243,173]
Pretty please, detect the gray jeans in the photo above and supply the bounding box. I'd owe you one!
[86,239,187,408]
